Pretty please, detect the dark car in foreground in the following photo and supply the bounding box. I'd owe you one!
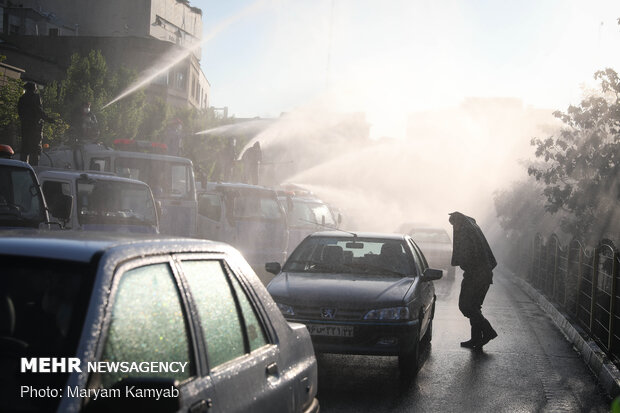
[266,231,442,376]
[0,232,318,413]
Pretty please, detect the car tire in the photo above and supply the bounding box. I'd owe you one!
[398,327,420,376]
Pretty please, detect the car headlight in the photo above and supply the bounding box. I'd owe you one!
[363,306,410,320]
[276,302,295,316]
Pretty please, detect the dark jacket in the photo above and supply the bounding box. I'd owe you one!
[17,91,53,148]
[449,212,497,280]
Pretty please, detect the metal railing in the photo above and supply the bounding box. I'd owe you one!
[524,234,620,364]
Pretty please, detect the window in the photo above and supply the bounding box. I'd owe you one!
[181,260,267,369]
[88,157,110,172]
[100,263,192,387]
[76,179,156,227]
[42,180,71,221]
[115,157,193,200]
[198,193,222,221]
[232,192,283,220]
[1,257,94,412]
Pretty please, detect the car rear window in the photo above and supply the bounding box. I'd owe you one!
[0,256,94,412]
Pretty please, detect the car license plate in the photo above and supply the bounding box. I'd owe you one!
[306,324,354,337]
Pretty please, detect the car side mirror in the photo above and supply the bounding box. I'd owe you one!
[421,268,443,281]
[83,377,180,413]
[265,262,281,275]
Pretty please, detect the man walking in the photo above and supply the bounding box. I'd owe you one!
[449,211,498,350]
[17,82,54,166]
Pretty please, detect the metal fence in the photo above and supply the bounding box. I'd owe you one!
[525,234,620,364]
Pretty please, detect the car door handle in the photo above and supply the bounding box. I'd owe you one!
[190,399,212,413]
[266,362,279,377]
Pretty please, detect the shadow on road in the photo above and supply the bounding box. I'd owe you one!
[316,340,433,412]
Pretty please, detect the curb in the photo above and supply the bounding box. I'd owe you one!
[511,274,620,399]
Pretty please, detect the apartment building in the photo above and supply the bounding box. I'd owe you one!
[0,0,209,109]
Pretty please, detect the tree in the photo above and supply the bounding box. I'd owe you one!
[528,68,620,242]
[41,50,151,145]
[0,55,23,147]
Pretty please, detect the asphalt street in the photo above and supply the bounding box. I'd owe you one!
[316,268,612,412]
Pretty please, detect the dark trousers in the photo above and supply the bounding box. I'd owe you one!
[20,147,40,166]
[459,275,493,339]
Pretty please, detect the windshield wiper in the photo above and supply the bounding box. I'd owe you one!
[285,259,351,273]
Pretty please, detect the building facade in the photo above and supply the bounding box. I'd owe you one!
[0,0,209,110]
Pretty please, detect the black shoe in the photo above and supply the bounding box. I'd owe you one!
[477,329,498,347]
[460,339,480,348]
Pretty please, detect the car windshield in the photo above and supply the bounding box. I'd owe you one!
[411,230,451,243]
[0,257,94,412]
[284,236,414,276]
[114,156,193,200]
[77,179,157,226]
[232,191,283,220]
[290,200,336,227]
[0,166,45,226]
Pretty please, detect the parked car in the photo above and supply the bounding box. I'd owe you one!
[0,231,319,413]
[0,147,51,229]
[38,140,198,237]
[196,182,288,284]
[403,226,455,280]
[278,194,342,254]
[266,231,442,376]
[37,169,159,233]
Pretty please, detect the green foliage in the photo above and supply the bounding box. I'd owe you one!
[38,50,151,145]
[528,68,620,241]
[0,55,22,140]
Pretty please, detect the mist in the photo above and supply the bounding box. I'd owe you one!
[230,98,559,235]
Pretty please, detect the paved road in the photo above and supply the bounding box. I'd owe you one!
[316,268,612,412]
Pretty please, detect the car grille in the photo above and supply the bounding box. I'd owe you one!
[292,305,366,321]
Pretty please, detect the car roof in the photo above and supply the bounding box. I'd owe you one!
[309,231,406,240]
[36,169,150,186]
[204,182,276,193]
[0,230,225,263]
[0,158,36,170]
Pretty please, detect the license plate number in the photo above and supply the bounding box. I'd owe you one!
[306,324,354,337]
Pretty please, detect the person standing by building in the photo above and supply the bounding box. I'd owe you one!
[79,102,98,139]
[164,118,183,156]
[242,141,262,185]
[17,82,55,166]
[449,211,498,350]
[221,138,237,182]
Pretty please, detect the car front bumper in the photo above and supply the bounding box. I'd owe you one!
[288,318,420,356]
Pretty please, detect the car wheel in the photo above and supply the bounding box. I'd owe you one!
[398,327,420,376]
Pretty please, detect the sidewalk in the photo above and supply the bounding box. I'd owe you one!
[511,274,620,399]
